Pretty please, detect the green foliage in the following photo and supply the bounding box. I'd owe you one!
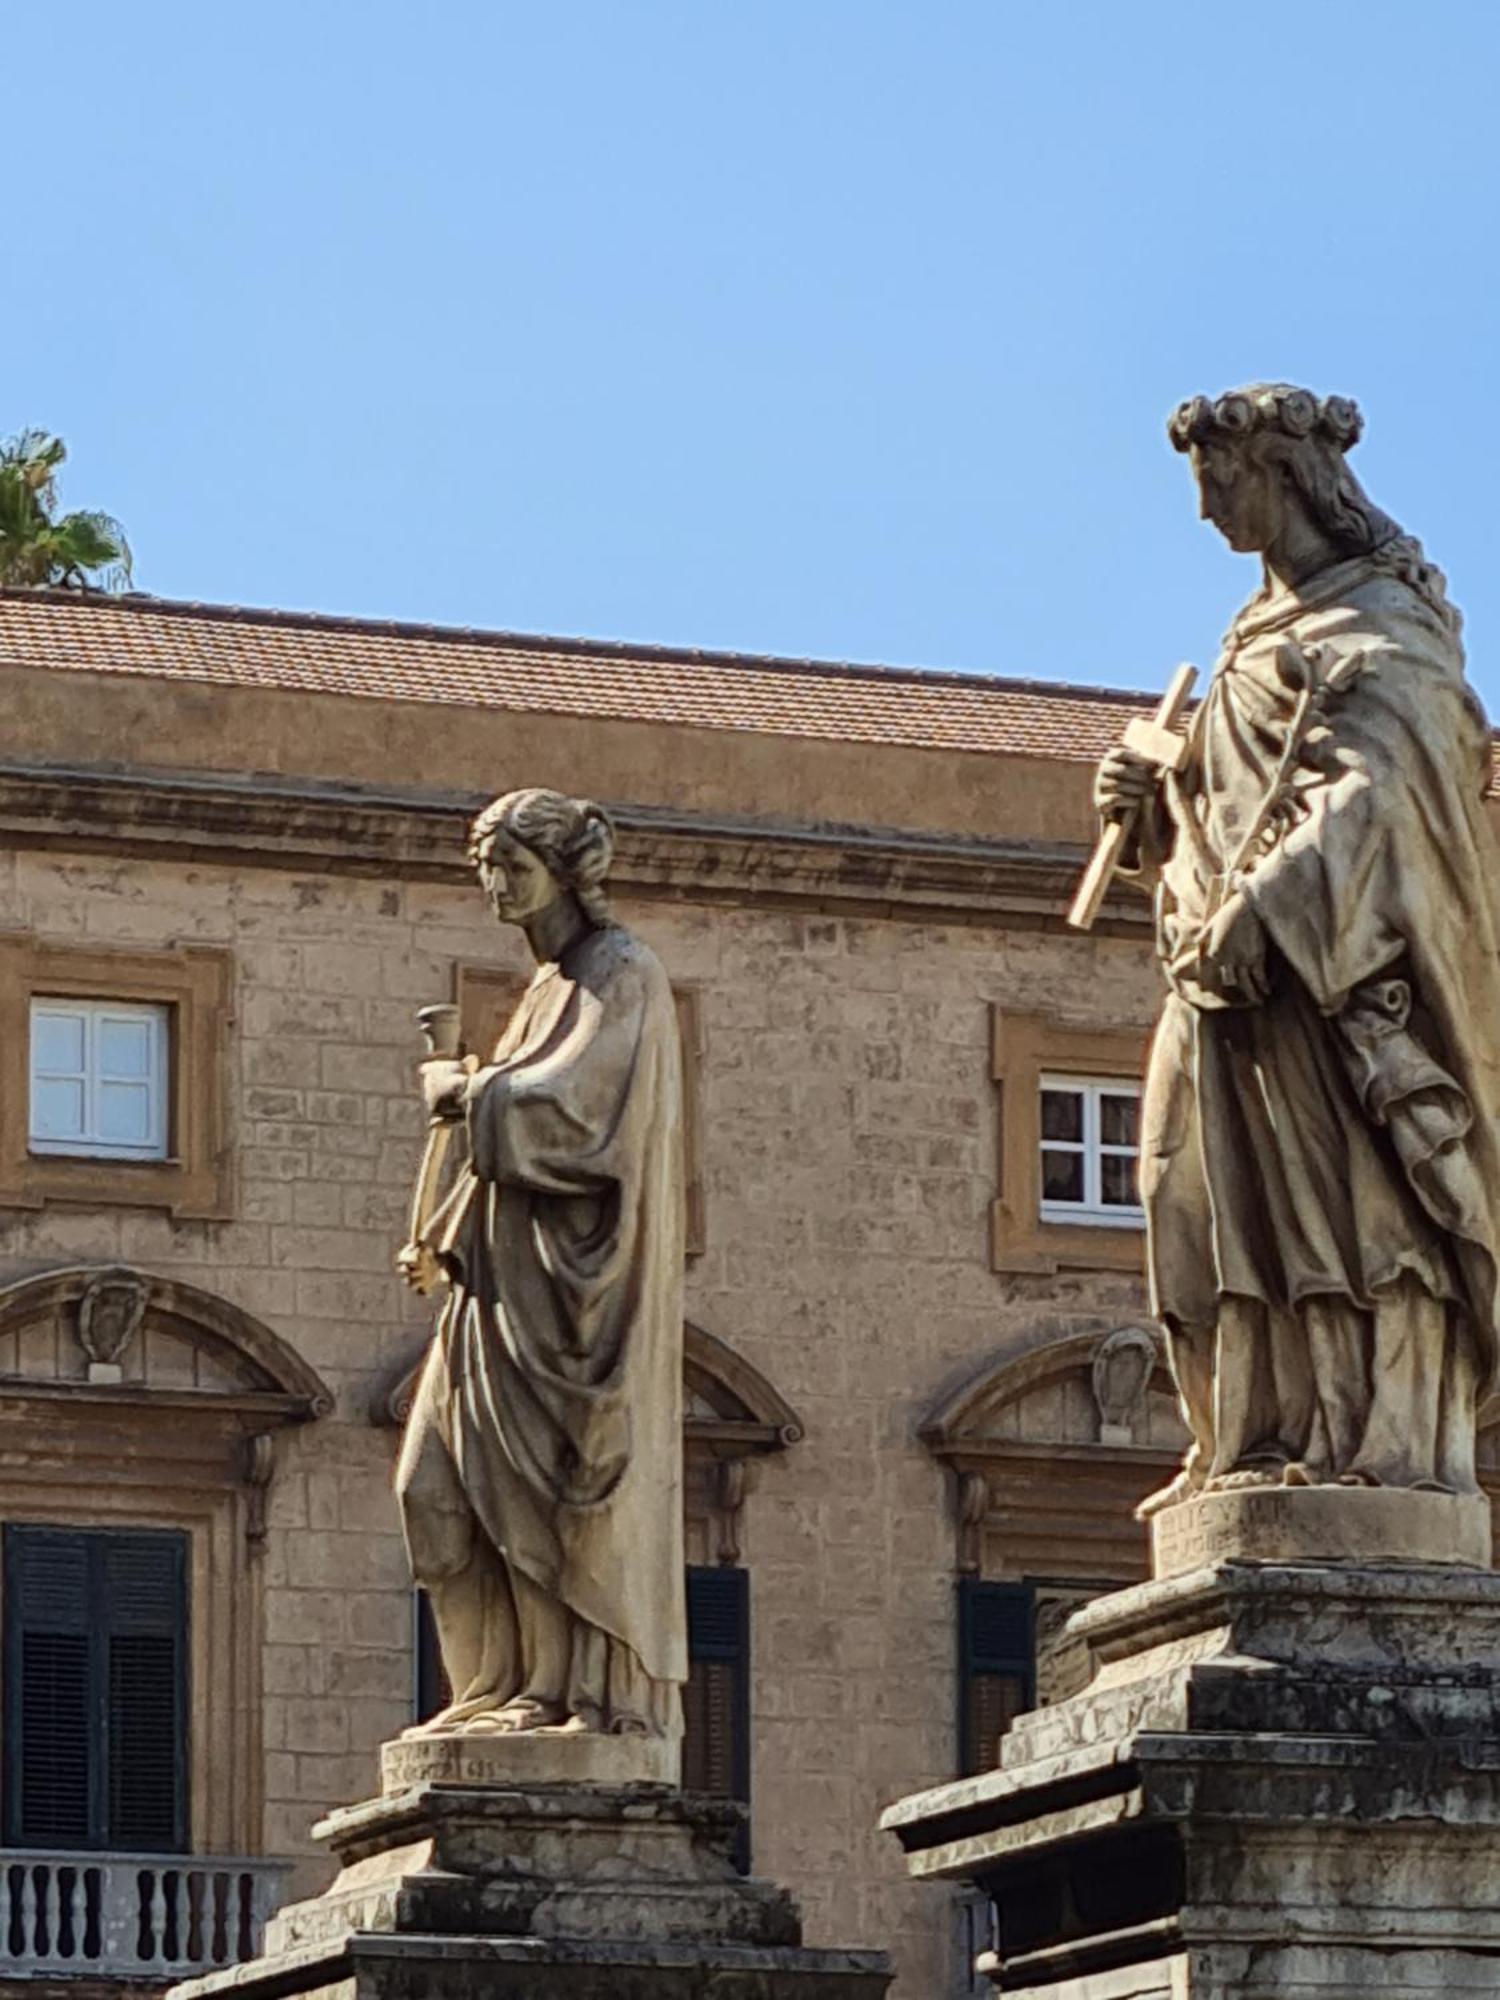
[0,430,132,591]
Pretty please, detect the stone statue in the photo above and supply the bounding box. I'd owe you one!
[1096,384,1500,1513]
[396,788,686,1738]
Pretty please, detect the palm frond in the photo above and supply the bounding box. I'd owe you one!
[0,433,133,591]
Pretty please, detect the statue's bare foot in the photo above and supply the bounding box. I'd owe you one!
[465,1697,569,1734]
[1136,1470,1199,1519]
[1205,1467,1281,1492]
[553,1708,603,1736]
[1282,1461,1322,1486]
[608,1712,651,1738]
[401,1693,493,1738]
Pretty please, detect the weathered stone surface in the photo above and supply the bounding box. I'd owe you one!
[1150,1484,1492,1579]
[274,1779,794,1953]
[172,1767,891,2000]
[1088,384,1500,1520]
[398,791,687,1747]
[380,1729,677,1793]
[174,1930,891,2000]
[882,1560,1500,1994]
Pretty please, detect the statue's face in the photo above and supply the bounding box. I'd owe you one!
[1189,439,1281,553]
[472,826,561,925]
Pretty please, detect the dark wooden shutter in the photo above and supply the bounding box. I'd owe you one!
[102,1534,188,1850]
[957,1578,1034,1778]
[4,1525,188,1852]
[683,1566,750,1869]
[4,1529,91,1846]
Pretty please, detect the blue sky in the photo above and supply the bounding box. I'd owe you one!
[9,3,1499,700]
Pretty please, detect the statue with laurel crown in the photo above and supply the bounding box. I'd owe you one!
[1091,384,1500,1518]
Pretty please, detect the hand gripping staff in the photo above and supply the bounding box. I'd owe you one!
[1066,662,1198,931]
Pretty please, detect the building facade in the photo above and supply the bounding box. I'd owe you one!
[0,590,1486,1997]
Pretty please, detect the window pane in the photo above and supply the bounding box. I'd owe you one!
[1041,1149,1085,1203]
[32,1010,85,1076]
[97,1016,155,1080]
[96,1081,154,1147]
[32,1077,86,1142]
[1100,1093,1139,1147]
[1039,1090,1083,1142]
[1100,1152,1140,1207]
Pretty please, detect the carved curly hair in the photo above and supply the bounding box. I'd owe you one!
[467,788,616,925]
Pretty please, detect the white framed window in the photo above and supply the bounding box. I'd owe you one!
[29,999,170,1161]
[1038,1075,1142,1227]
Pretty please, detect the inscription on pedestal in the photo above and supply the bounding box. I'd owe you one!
[1152,1485,1492,1581]
[382,1729,679,1794]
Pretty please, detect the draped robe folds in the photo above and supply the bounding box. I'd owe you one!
[396,922,687,1732]
[1135,536,1500,1493]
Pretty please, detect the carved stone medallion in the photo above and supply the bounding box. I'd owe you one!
[1090,1325,1157,1446]
[75,1267,151,1383]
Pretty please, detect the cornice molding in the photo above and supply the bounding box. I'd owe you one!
[0,761,1151,931]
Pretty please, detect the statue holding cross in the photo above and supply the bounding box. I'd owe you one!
[1076,384,1500,1518]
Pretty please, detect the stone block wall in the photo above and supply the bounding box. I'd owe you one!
[0,839,1161,1997]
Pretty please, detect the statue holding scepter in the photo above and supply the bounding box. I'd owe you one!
[396,789,686,1740]
[1092,384,1500,1515]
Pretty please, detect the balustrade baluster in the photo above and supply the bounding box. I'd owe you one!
[146,1869,168,1968]
[0,1854,286,1976]
[40,1865,58,1961]
[19,1866,37,1964]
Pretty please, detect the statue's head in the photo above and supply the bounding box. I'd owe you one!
[466,789,615,928]
[1168,384,1397,561]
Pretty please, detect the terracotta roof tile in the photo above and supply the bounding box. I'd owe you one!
[0,590,1155,764]
[6,591,1495,794]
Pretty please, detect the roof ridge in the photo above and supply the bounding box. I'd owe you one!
[0,586,1160,708]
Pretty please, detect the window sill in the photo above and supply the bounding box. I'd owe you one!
[29,1147,178,1166]
[1039,1204,1145,1231]
[991,1200,1147,1276]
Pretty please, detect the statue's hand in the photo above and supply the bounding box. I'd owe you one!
[397,1240,444,1294]
[420,1058,471,1121]
[1197,892,1270,1004]
[1094,744,1157,823]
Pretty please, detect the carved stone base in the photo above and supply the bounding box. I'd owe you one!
[171,1749,890,2000]
[883,1560,1500,1995]
[1151,1484,1492,1579]
[382,1727,679,1792]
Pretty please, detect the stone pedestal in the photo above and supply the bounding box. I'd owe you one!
[173,1734,890,2000]
[883,1491,1500,1997]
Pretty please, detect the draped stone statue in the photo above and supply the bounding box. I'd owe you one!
[395,788,686,1739]
[1096,384,1500,1516]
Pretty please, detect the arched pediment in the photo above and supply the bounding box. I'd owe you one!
[921,1324,1187,1458]
[374,1320,803,1454]
[923,1326,1185,1583]
[682,1322,805,1447]
[0,1265,333,1421]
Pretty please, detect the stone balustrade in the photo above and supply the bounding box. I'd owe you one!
[0,1852,288,1980]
